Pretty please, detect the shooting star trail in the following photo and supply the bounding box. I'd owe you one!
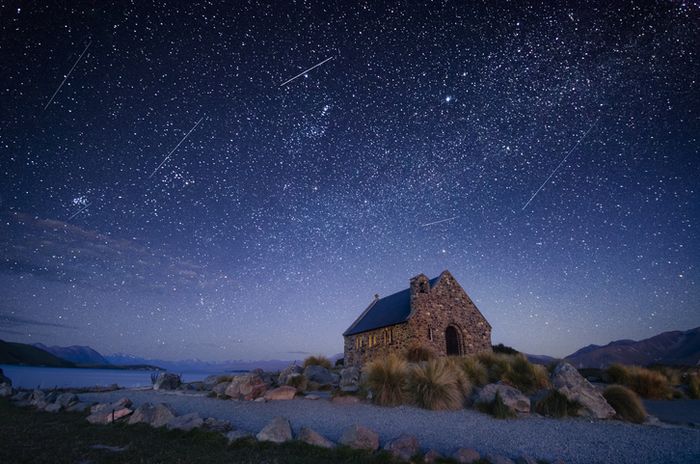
[149,116,204,178]
[421,216,458,227]
[68,202,91,220]
[521,116,600,211]
[43,41,92,111]
[280,56,334,87]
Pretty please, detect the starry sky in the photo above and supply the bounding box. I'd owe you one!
[1,1,698,362]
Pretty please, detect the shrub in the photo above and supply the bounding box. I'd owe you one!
[606,364,630,384]
[365,355,408,406]
[603,385,647,423]
[605,364,671,399]
[303,355,332,370]
[534,390,581,418]
[457,356,488,387]
[476,352,513,383]
[492,343,519,355]
[286,374,308,391]
[404,344,437,363]
[649,365,681,385]
[477,391,515,419]
[443,357,473,398]
[406,358,464,410]
[502,354,550,394]
[688,374,700,399]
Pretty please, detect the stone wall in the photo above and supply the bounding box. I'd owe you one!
[343,323,411,366]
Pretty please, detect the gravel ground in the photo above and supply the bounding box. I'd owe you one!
[79,390,700,464]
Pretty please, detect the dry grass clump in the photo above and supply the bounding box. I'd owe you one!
[606,364,672,399]
[603,385,647,423]
[406,358,464,410]
[477,391,515,419]
[476,351,513,383]
[404,344,437,363]
[534,390,581,418]
[302,355,332,370]
[365,355,408,406]
[442,357,473,398]
[457,356,488,387]
[285,374,308,391]
[503,354,550,394]
[688,374,700,399]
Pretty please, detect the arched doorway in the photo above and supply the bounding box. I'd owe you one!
[445,325,461,356]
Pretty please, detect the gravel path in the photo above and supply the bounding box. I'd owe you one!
[79,390,700,464]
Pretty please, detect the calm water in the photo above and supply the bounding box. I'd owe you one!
[0,365,212,389]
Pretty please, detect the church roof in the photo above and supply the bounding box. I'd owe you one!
[343,275,440,336]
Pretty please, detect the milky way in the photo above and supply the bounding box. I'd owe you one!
[1,1,698,361]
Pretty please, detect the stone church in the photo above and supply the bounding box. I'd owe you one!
[343,270,492,366]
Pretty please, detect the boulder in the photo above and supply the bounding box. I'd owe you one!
[11,391,29,402]
[212,382,229,396]
[66,402,92,413]
[256,416,293,443]
[128,403,176,428]
[453,448,481,463]
[340,366,361,392]
[298,426,335,448]
[225,429,253,442]
[44,391,59,403]
[485,454,515,464]
[204,417,231,432]
[304,394,320,400]
[339,425,379,451]
[153,372,181,391]
[551,362,615,419]
[477,383,530,414]
[303,365,335,386]
[167,412,204,431]
[278,364,304,386]
[225,373,268,400]
[384,434,420,461]
[0,383,12,397]
[56,393,79,408]
[44,402,62,413]
[29,390,46,405]
[424,449,444,463]
[264,386,297,401]
[86,402,133,424]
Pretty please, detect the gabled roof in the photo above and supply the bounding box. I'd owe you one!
[343,275,440,336]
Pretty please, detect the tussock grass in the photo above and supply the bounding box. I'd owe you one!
[457,356,488,387]
[606,364,672,399]
[603,385,647,423]
[688,374,700,399]
[477,391,515,419]
[302,355,332,370]
[365,355,408,406]
[406,358,464,410]
[404,344,437,363]
[476,352,513,383]
[534,390,581,418]
[503,354,550,394]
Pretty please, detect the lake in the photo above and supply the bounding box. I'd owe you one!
[0,365,214,389]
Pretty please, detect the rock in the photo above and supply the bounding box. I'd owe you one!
[44,391,58,403]
[225,373,268,400]
[56,393,79,408]
[29,389,46,405]
[551,362,615,419]
[254,397,266,402]
[128,403,176,428]
[256,416,293,443]
[66,402,92,413]
[225,429,253,442]
[298,426,335,448]
[304,394,320,400]
[485,454,515,464]
[452,447,481,463]
[44,402,62,413]
[384,434,420,461]
[204,417,231,432]
[0,383,12,397]
[424,449,444,463]
[11,391,29,402]
[167,412,204,431]
[340,366,361,392]
[477,383,530,414]
[303,365,335,386]
[86,403,133,424]
[339,425,379,451]
[516,456,539,464]
[331,395,361,405]
[212,382,229,396]
[278,363,304,385]
[153,372,181,391]
[264,386,297,401]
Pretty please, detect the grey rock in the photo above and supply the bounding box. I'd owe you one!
[477,383,531,414]
[87,405,133,424]
[204,417,231,432]
[339,425,379,451]
[264,386,297,400]
[424,449,444,463]
[304,394,320,400]
[453,447,481,463]
[66,402,92,413]
[44,402,62,413]
[278,363,304,386]
[212,382,229,396]
[384,434,420,461]
[167,412,204,431]
[298,426,335,448]
[11,391,29,401]
[225,429,253,442]
[0,383,12,397]
[44,391,58,403]
[340,366,361,393]
[485,454,515,464]
[256,416,293,443]
[225,373,268,400]
[29,389,46,405]
[153,372,181,391]
[303,365,335,386]
[56,392,79,407]
[551,362,615,419]
[516,456,539,464]
[128,402,176,428]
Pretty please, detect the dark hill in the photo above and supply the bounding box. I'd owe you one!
[33,343,109,366]
[0,340,75,367]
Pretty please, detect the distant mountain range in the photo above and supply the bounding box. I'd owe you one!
[104,353,294,373]
[33,343,108,366]
[0,340,74,367]
[564,327,700,368]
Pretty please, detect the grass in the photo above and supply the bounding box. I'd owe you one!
[603,385,647,424]
[0,398,402,464]
[404,344,437,363]
[456,357,488,387]
[476,392,515,419]
[365,355,408,407]
[302,355,332,370]
[688,374,700,399]
[406,358,464,410]
[605,364,672,399]
[534,390,581,418]
[502,355,550,394]
[475,352,513,384]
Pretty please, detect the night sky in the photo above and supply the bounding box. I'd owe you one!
[1,1,698,362]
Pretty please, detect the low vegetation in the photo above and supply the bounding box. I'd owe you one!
[603,385,647,423]
[606,364,672,399]
[302,355,332,370]
[477,392,515,419]
[688,373,700,399]
[456,356,488,387]
[406,358,465,410]
[491,343,519,355]
[534,390,580,418]
[502,355,550,394]
[286,374,308,392]
[365,355,408,407]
